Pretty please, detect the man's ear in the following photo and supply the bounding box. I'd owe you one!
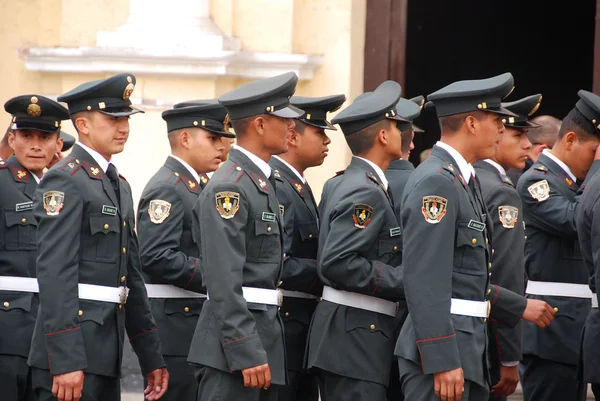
[8,131,15,151]
[55,136,64,153]
[74,116,90,137]
[465,115,478,134]
[253,116,266,136]
[536,143,548,156]
[378,128,388,146]
[288,129,299,147]
[564,131,577,150]
[180,130,191,149]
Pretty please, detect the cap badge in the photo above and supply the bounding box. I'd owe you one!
[123,77,135,100]
[27,96,42,117]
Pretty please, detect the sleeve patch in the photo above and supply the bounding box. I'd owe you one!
[421,196,448,224]
[353,204,373,229]
[148,199,172,224]
[498,205,518,229]
[43,191,65,216]
[216,191,240,219]
[527,180,550,202]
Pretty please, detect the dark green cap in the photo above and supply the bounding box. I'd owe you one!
[60,131,76,152]
[218,72,303,120]
[5,94,69,133]
[501,94,542,129]
[57,73,144,117]
[575,90,600,133]
[290,94,346,130]
[161,103,235,138]
[427,73,517,117]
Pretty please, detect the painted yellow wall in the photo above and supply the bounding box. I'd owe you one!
[0,0,366,205]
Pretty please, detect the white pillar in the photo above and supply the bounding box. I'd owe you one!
[97,0,240,53]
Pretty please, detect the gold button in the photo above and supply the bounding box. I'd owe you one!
[471,238,477,245]
[485,238,489,245]
[488,263,492,269]
[184,307,190,313]
[524,236,528,240]
[122,247,126,254]
[3,302,8,307]
[123,221,127,228]
[308,233,313,239]
[120,276,126,282]
[487,289,491,295]
[369,324,376,330]
[175,172,180,176]
[393,245,398,251]
[278,281,283,287]
[267,226,272,232]
[104,224,109,230]
[236,167,242,171]
[492,249,495,256]
[283,253,287,258]
[119,304,123,310]
[78,310,83,316]
[489,272,492,277]
[21,218,27,223]
[285,312,290,317]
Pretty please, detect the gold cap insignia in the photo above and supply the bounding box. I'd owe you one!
[216,191,240,219]
[498,205,519,229]
[123,83,135,100]
[43,191,65,216]
[421,196,448,224]
[527,179,550,202]
[27,103,42,117]
[148,199,172,224]
[353,204,373,229]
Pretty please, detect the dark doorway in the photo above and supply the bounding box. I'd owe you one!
[365,0,597,166]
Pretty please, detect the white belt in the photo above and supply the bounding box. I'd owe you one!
[526,280,593,299]
[207,287,283,306]
[145,284,207,299]
[321,286,397,317]
[281,289,320,300]
[450,298,490,318]
[0,276,128,304]
[593,294,598,308]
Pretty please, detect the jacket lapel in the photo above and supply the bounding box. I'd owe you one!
[270,157,319,222]
[7,156,37,200]
[71,146,120,212]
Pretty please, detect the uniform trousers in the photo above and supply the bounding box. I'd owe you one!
[315,368,387,401]
[0,355,35,401]
[32,368,120,401]
[398,358,489,401]
[519,355,586,401]
[143,355,197,401]
[190,364,279,401]
[277,369,319,401]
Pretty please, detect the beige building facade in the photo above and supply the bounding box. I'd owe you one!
[0,0,367,203]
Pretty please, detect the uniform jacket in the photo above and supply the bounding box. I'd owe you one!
[306,156,405,386]
[474,160,525,364]
[187,147,286,385]
[0,156,39,357]
[385,158,415,220]
[269,157,321,372]
[575,166,600,382]
[137,156,209,357]
[396,145,526,388]
[28,145,164,377]
[517,153,600,365]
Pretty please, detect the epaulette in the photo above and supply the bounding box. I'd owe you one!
[11,167,29,182]
[442,162,458,176]
[58,157,83,176]
[440,162,466,186]
[366,170,379,186]
[168,171,198,193]
[0,160,8,169]
[533,165,548,174]
[502,175,514,185]
[333,169,345,177]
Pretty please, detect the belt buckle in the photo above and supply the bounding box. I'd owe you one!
[119,287,128,305]
[276,289,283,307]
[485,300,491,319]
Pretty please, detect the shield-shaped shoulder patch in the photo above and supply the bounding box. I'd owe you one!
[43,191,65,216]
[421,196,448,224]
[353,204,373,229]
[528,180,550,202]
[216,191,240,219]
[498,205,518,229]
[148,200,172,224]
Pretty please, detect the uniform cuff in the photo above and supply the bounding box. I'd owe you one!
[45,327,88,375]
[129,328,165,375]
[222,333,268,372]
[417,334,461,374]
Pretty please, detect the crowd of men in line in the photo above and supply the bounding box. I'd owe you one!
[1,69,600,401]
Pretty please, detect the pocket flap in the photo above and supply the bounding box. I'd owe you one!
[255,219,280,236]
[4,210,37,227]
[456,224,484,248]
[344,306,394,338]
[0,292,34,312]
[77,300,104,325]
[378,237,401,256]
[297,221,318,241]
[89,213,120,235]
[164,298,203,316]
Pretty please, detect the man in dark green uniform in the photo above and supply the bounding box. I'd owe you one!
[137,101,235,401]
[517,90,600,401]
[0,95,69,401]
[305,80,408,401]
[386,95,424,218]
[397,73,557,401]
[29,73,169,401]
[575,91,600,401]
[268,94,345,401]
[187,72,302,401]
[474,94,541,400]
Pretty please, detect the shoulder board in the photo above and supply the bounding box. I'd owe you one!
[169,171,198,193]
[534,165,548,172]
[0,160,8,169]
[365,171,379,185]
[334,169,345,177]
[11,167,30,182]
[81,161,103,179]
[503,175,514,185]
[58,157,83,176]
[442,162,458,176]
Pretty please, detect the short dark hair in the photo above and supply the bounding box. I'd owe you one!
[400,127,413,155]
[230,116,258,138]
[440,110,487,133]
[345,119,390,156]
[293,120,308,134]
[557,108,597,142]
[527,115,561,147]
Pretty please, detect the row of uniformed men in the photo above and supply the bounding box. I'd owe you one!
[1,70,599,401]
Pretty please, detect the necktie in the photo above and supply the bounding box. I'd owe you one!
[106,163,121,206]
[387,187,395,210]
[268,171,277,197]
